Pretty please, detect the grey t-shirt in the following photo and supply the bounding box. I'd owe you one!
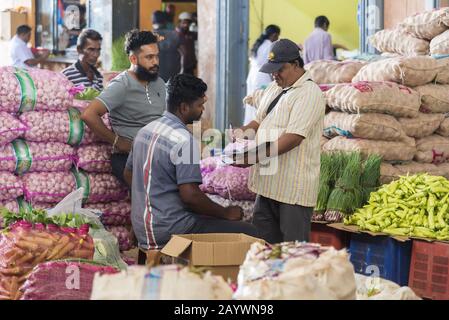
[96,71,166,141]
[126,111,202,250]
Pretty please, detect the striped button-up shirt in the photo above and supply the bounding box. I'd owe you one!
[248,71,325,207]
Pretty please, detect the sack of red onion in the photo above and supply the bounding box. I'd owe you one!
[85,201,131,226]
[105,226,136,252]
[23,169,127,204]
[0,173,23,201]
[76,144,112,173]
[0,141,75,174]
[0,67,73,113]
[20,109,111,146]
[201,166,256,201]
[0,113,28,146]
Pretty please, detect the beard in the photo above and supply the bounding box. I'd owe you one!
[135,64,159,82]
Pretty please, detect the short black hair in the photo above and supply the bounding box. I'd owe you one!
[17,25,32,35]
[124,29,158,55]
[77,29,102,49]
[167,74,207,113]
[289,56,305,69]
[315,16,330,28]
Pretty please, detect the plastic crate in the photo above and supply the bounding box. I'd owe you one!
[348,233,412,286]
[310,223,349,250]
[409,240,449,300]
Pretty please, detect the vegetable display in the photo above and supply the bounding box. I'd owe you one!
[85,201,131,226]
[0,173,23,201]
[0,209,95,300]
[345,174,449,240]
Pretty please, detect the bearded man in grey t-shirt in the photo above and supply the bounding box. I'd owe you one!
[81,29,166,184]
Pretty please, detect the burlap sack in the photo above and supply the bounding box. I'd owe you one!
[369,29,429,56]
[436,117,449,136]
[320,136,329,150]
[323,136,416,161]
[436,162,449,179]
[395,161,445,176]
[414,84,449,113]
[352,56,440,87]
[435,58,449,84]
[324,111,406,141]
[430,30,449,56]
[398,113,445,138]
[399,8,449,40]
[415,134,449,163]
[380,162,401,184]
[305,60,365,84]
[325,82,421,118]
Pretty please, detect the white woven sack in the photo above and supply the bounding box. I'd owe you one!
[415,134,449,163]
[305,60,365,84]
[323,136,416,162]
[399,8,449,40]
[325,81,421,118]
[398,113,445,138]
[369,29,429,56]
[352,56,440,87]
[414,84,449,113]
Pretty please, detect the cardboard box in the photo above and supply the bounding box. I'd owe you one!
[0,10,27,41]
[160,233,264,282]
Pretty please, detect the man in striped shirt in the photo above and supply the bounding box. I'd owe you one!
[233,39,325,244]
[62,29,103,91]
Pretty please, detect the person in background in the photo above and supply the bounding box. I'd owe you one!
[303,16,348,65]
[62,29,104,91]
[244,25,281,125]
[81,30,166,184]
[233,39,325,244]
[164,4,176,30]
[10,25,49,69]
[124,74,258,250]
[152,10,182,82]
[176,12,198,75]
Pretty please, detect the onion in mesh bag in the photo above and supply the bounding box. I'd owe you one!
[106,226,135,252]
[76,144,112,173]
[0,112,28,146]
[0,141,75,173]
[0,67,73,113]
[85,201,131,226]
[0,173,23,201]
[210,166,256,201]
[206,194,255,222]
[20,110,111,145]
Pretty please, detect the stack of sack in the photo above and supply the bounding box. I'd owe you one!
[0,67,133,252]
[319,8,449,185]
[199,142,256,222]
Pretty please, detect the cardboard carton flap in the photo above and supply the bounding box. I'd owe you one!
[161,235,193,257]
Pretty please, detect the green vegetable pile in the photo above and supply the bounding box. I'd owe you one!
[314,152,381,222]
[0,208,100,229]
[345,174,449,240]
[75,88,101,101]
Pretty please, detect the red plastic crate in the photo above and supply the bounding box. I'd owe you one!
[409,240,449,300]
[310,223,349,250]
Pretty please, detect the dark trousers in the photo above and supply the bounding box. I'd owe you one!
[111,153,129,185]
[188,215,259,238]
[253,195,313,244]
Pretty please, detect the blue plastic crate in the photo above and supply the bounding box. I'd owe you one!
[348,233,412,286]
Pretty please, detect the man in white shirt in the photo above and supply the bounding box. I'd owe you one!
[10,25,49,69]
